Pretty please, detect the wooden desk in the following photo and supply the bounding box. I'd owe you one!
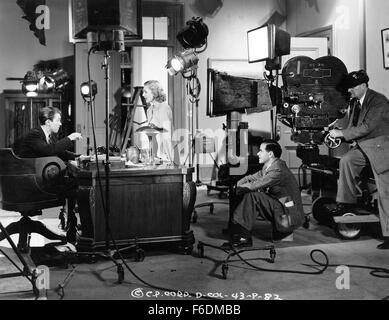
[69,163,195,252]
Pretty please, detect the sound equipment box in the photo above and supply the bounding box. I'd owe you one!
[71,0,142,40]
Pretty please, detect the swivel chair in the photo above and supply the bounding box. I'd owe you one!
[0,148,68,252]
[0,148,72,297]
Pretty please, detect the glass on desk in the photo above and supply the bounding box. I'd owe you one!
[140,148,151,165]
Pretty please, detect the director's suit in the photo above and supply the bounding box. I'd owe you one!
[338,88,389,237]
[233,158,305,234]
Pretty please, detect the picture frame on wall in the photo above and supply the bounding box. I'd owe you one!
[381,28,389,69]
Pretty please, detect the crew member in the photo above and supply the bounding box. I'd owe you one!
[228,139,305,247]
[329,70,389,249]
[142,80,174,163]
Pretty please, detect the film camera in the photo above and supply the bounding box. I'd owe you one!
[278,55,349,161]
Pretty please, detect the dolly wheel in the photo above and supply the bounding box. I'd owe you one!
[197,243,204,258]
[222,264,228,279]
[117,264,124,284]
[136,248,145,262]
[335,213,362,240]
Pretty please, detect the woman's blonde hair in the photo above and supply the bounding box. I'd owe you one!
[144,80,166,103]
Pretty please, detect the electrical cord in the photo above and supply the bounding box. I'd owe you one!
[233,248,330,275]
[309,253,389,279]
[232,247,388,299]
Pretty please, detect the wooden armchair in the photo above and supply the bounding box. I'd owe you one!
[0,148,67,252]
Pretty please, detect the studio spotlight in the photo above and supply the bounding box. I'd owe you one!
[121,85,132,99]
[166,49,199,76]
[43,69,70,90]
[80,81,98,101]
[21,71,38,97]
[177,17,209,50]
[39,75,55,91]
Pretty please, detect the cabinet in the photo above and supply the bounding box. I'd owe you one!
[3,90,73,154]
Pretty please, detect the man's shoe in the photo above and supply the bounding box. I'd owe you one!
[330,203,356,216]
[231,235,253,248]
[377,239,389,250]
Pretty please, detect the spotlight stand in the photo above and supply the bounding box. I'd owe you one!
[102,51,111,251]
[182,73,202,185]
[194,98,201,185]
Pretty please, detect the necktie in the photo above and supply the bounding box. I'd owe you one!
[48,134,54,145]
[352,100,361,126]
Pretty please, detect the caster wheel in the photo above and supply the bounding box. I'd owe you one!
[222,264,228,279]
[136,249,145,262]
[269,248,276,263]
[84,255,97,264]
[117,264,124,284]
[335,213,362,240]
[197,243,204,258]
[184,246,193,255]
[303,215,310,229]
[192,211,198,223]
[312,197,337,225]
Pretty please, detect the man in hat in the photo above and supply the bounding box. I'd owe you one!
[329,70,389,249]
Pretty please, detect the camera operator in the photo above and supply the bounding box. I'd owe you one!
[329,70,389,249]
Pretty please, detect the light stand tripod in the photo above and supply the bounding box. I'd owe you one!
[182,73,202,185]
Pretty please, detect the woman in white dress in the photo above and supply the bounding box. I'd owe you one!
[142,80,174,162]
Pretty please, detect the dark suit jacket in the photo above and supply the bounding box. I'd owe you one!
[343,89,389,174]
[239,158,305,227]
[18,126,73,160]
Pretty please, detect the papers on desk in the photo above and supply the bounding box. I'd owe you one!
[125,160,144,168]
[77,155,123,162]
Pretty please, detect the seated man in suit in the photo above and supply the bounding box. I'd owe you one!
[228,139,305,247]
[19,106,82,243]
[19,106,82,160]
